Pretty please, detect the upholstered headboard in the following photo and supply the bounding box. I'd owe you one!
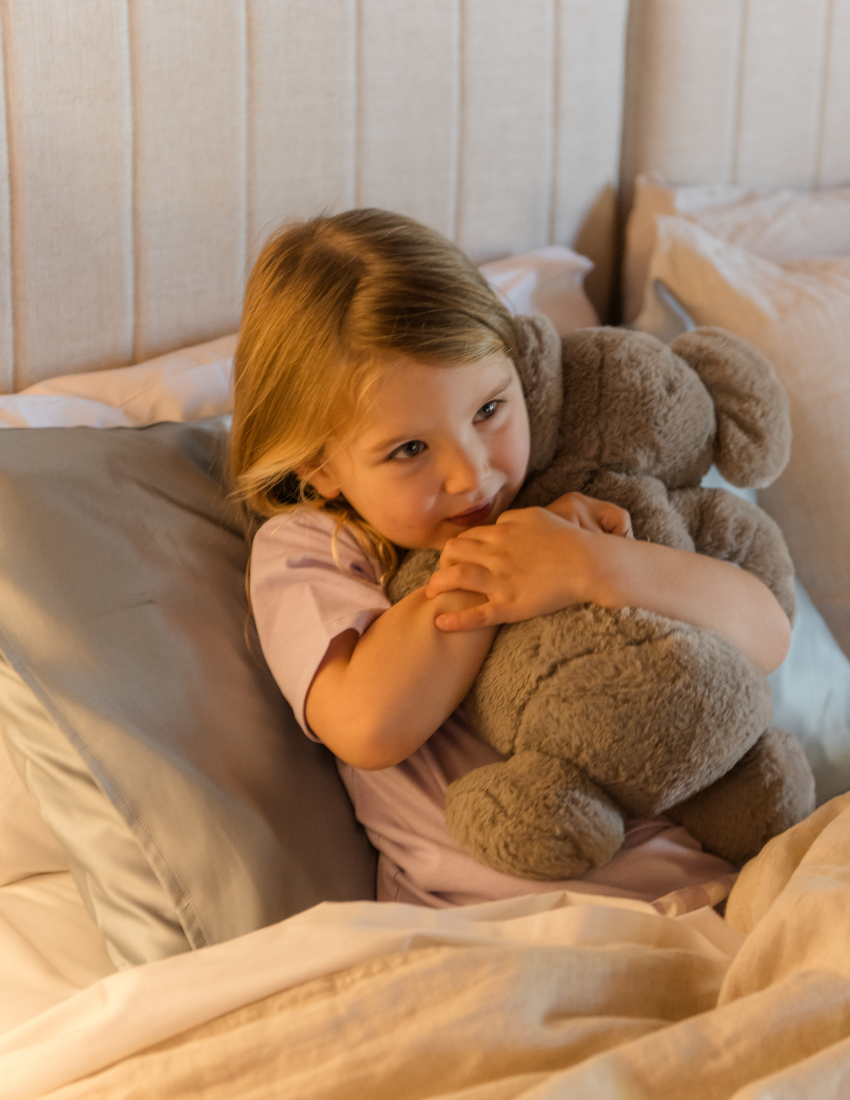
[1,1,848,394]
[0,0,628,392]
[622,0,850,199]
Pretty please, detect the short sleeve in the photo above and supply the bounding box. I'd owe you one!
[250,509,390,740]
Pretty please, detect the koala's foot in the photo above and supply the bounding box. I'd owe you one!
[666,727,816,866]
[444,751,625,880]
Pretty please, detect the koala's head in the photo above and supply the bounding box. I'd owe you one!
[513,318,790,491]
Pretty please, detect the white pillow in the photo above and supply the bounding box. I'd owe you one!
[638,216,850,670]
[0,333,237,429]
[479,246,599,334]
[623,174,850,322]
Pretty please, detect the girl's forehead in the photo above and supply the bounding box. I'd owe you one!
[354,353,518,444]
[379,352,515,401]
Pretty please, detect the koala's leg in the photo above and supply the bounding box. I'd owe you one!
[668,487,796,624]
[666,727,816,867]
[444,751,625,881]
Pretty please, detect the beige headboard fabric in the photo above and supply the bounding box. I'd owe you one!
[622,0,850,203]
[2,0,848,394]
[0,0,628,392]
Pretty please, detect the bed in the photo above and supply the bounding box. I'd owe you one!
[3,1,850,1096]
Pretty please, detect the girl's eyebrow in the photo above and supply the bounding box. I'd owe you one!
[367,373,514,454]
[368,432,416,454]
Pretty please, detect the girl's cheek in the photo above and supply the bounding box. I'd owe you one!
[406,491,438,521]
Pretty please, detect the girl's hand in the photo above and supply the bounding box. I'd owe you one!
[425,495,631,631]
[544,492,633,537]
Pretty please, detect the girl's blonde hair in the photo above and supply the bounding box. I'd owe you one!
[230,208,520,581]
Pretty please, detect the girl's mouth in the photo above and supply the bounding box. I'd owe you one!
[448,498,495,527]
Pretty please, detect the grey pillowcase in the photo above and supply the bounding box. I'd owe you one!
[0,418,376,967]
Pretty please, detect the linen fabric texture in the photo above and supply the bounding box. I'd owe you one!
[0,418,377,967]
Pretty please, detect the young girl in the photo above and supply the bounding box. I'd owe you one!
[231,209,791,910]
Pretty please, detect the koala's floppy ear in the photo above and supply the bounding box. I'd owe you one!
[512,314,563,476]
[671,328,791,489]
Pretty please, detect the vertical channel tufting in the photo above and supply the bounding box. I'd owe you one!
[357,1,460,238]
[734,0,831,187]
[353,0,362,208]
[347,0,358,210]
[246,0,357,261]
[815,0,850,185]
[456,0,554,262]
[0,5,14,392]
[620,0,744,196]
[451,0,466,244]
[127,0,138,365]
[555,0,627,321]
[0,2,630,383]
[546,0,559,247]
[119,1,135,374]
[130,0,246,362]
[729,0,749,183]
[814,0,835,187]
[4,0,134,388]
[236,0,248,305]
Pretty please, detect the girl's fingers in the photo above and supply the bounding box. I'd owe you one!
[600,503,633,537]
[544,493,632,537]
[426,562,492,597]
[439,532,494,567]
[434,602,498,631]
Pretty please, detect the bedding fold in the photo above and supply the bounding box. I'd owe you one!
[7,795,850,1100]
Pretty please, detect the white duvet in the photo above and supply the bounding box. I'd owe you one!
[3,794,850,1099]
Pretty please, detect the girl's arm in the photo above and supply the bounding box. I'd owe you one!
[304,587,496,770]
[426,505,791,676]
[305,493,631,771]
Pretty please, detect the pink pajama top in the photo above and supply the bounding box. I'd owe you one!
[250,508,736,910]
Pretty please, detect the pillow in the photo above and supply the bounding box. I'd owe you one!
[0,698,68,888]
[623,174,850,322]
[0,418,377,967]
[479,246,599,334]
[625,277,696,344]
[0,334,237,429]
[769,582,850,806]
[637,215,850,662]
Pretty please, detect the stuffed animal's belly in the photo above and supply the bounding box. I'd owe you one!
[465,604,773,818]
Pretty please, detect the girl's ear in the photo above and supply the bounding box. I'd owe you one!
[293,463,341,500]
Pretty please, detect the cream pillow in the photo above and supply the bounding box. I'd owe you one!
[623,175,850,322]
[638,215,850,661]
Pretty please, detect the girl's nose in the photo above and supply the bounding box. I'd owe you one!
[443,441,488,495]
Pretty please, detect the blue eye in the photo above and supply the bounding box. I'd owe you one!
[390,440,426,461]
[476,400,500,420]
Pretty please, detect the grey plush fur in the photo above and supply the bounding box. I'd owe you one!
[387,318,815,879]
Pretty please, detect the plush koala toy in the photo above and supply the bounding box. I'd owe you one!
[387,317,816,880]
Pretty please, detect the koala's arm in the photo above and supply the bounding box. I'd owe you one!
[668,487,796,625]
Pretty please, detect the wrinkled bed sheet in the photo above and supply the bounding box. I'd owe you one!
[2,793,850,1100]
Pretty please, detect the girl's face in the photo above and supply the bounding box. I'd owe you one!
[300,353,531,550]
